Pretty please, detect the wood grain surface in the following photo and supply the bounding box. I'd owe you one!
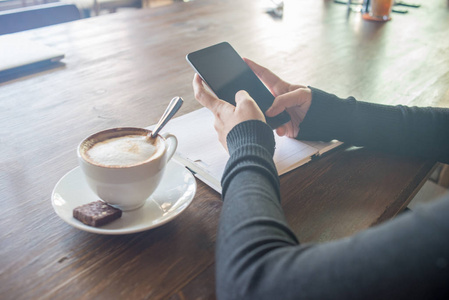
[1,0,447,299]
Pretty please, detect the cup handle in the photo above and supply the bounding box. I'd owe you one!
[161,132,177,162]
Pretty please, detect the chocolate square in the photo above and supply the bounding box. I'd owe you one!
[73,200,122,227]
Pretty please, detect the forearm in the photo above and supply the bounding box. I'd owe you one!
[218,120,299,299]
[298,88,449,163]
[218,182,449,300]
[217,120,449,300]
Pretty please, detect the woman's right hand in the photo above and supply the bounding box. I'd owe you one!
[244,58,312,138]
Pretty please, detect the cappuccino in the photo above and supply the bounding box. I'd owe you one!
[86,135,160,167]
[78,127,178,211]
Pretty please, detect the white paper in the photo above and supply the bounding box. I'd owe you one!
[148,108,342,193]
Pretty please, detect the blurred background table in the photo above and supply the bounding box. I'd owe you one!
[1,0,448,299]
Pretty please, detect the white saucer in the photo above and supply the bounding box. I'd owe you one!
[51,161,196,235]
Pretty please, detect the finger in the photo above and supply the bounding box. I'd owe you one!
[192,74,224,113]
[235,90,261,112]
[275,126,287,137]
[266,88,310,117]
[243,58,290,96]
[234,90,253,105]
[235,90,256,113]
[235,90,265,121]
[212,118,229,152]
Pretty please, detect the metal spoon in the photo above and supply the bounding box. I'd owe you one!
[147,96,183,141]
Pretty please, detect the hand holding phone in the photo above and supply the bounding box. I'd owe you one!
[186,42,291,129]
[192,73,266,150]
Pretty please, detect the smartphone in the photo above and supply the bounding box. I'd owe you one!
[186,42,290,129]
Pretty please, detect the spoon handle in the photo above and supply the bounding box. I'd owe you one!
[151,96,184,138]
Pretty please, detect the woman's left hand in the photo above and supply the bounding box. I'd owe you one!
[192,74,266,151]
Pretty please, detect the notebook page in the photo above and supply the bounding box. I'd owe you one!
[153,108,320,182]
[273,135,317,174]
[301,140,343,155]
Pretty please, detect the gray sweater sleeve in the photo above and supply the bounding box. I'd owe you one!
[216,90,449,300]
[298,88,449,164]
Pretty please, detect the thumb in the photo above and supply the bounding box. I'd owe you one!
[275,125,287,137]
[235,90,254,105]
[234,90,266,122]
[193,73,229,114]
[243,58,289,96]
[235,90,259,111]
[266,88,310,117]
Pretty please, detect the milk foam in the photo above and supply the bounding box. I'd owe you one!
[87,135,158,167]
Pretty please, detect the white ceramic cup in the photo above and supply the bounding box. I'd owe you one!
[77,127,177,211]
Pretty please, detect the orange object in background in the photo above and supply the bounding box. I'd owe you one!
[363,0,394,21]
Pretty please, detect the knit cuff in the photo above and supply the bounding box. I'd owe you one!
[222,120,279,198]
[297,87,356,142]
[226,120,276,157]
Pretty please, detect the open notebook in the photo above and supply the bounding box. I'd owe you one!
[149,108,342,193]
[0,35,64,73]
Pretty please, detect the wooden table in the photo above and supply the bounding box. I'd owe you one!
[1,0,448,298]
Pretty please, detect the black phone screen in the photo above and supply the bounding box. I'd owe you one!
[186,42,290,129]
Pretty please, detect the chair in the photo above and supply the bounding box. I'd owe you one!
[62,0,140,18]
[92,0,141,16]
[0,2,81,35]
